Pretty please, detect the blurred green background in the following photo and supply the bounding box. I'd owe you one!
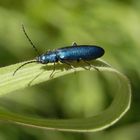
[0,0,140,140]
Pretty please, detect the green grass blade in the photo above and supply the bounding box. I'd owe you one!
[0,59,131,132]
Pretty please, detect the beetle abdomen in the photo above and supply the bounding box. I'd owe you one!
[56,45,104,61]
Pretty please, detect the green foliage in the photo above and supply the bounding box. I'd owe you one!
[0,59,131,132]
[0,0,139,139]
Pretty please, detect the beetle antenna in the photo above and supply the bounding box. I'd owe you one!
[22,24,40,56]
[13,60,38,76]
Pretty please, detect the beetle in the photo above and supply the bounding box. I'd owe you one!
[13,25,105,77]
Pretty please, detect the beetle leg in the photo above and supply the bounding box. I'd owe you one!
[50,62,56,78]
[83,60,99,71]
[72,42,78,47]
[60,60,76,72]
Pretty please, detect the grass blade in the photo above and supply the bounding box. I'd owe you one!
[0,59,131,132]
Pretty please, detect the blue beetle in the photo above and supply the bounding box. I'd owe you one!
[13,25,105,77]
[37,44,104,63]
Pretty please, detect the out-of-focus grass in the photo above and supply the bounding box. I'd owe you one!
[0,0,139,139]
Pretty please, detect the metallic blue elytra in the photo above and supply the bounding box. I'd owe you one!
[13,25,105,77]
[37,45,104,64]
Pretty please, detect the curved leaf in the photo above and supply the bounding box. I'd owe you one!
[0,59,131,132]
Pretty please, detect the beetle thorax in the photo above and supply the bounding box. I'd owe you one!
[37,52,58,64]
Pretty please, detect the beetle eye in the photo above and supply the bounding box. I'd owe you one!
[42,56,45,60]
